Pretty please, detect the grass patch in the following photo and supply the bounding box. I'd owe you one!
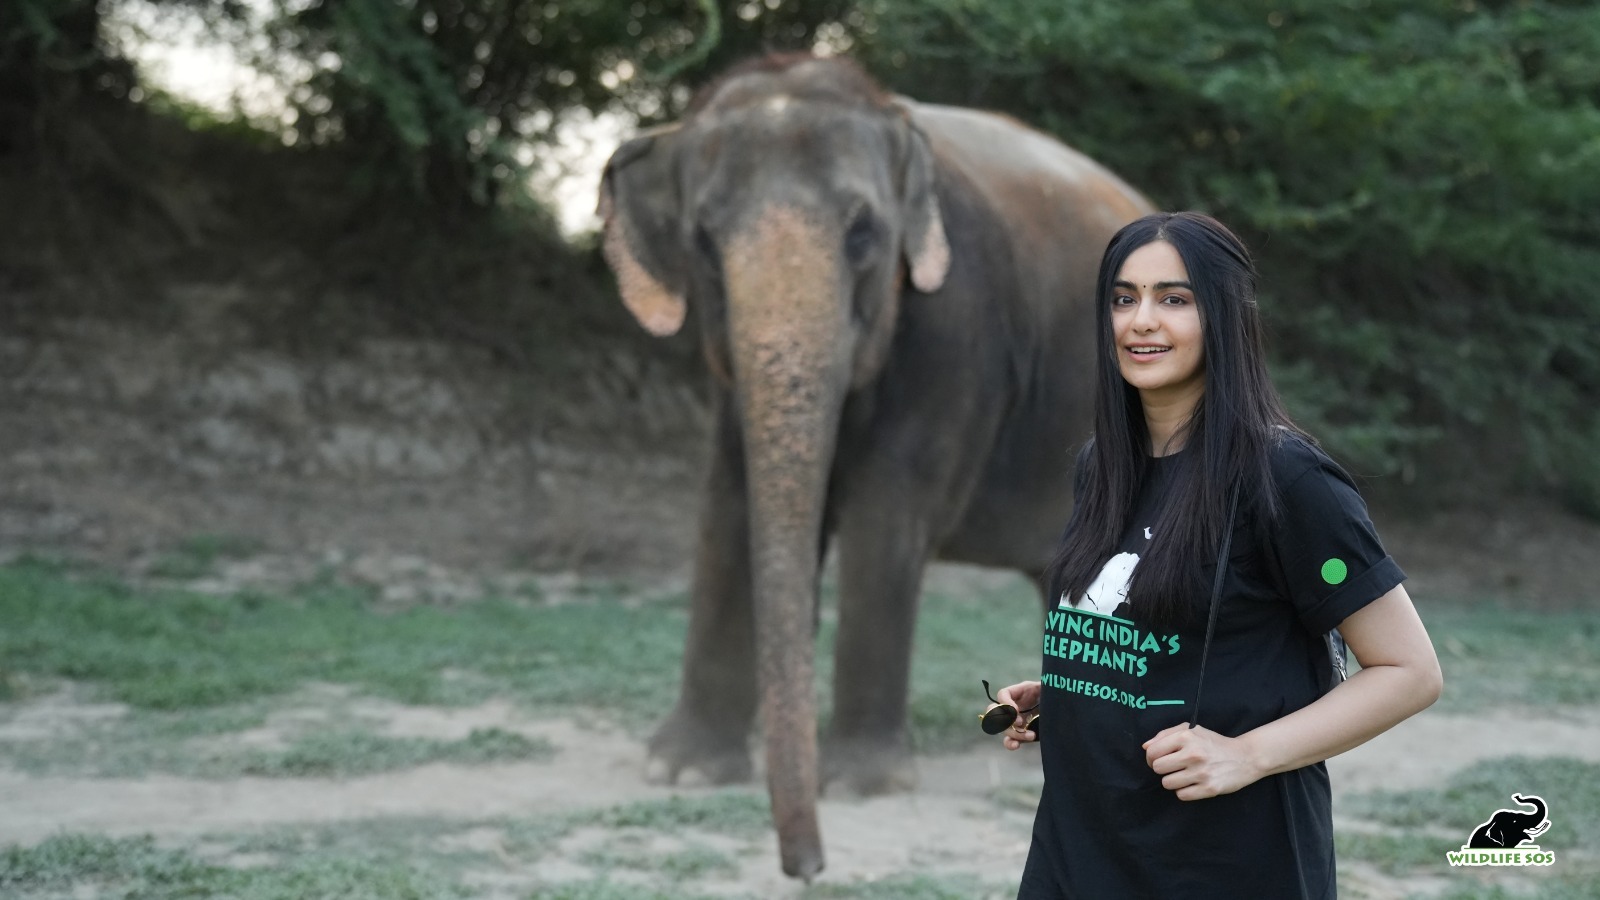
[1,703,267,777]
[0,706,552,778]
[0,559,689,728]
[1424,607,1600,711]
[500,791,772,873]
[1343,756,1599,852]
[1430,876,1600,899]
[814,570,1044,754]
[0,559,1048,753]
[0,833,469,899]
[1336,767,1600,897]
[570,791,772,837]
[1336,830,1455,876]
[145,533,263,580]
[904,575,1046,753]
[577,840,739,881]
[236,727,553,777]
[802,873,1009,898]
[4,557,1594,773]
[529,881,719,899]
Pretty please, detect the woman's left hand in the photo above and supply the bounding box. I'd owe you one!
[1142,723,1263,800]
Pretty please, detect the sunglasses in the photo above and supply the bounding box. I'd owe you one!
[980,679,1039,735]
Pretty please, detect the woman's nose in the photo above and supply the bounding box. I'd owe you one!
[1130,297,1159,332]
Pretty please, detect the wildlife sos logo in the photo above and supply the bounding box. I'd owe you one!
[1446,793,1555,867]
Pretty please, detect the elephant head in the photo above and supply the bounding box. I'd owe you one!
[1467,793,1549,848]
[597,55,949,879]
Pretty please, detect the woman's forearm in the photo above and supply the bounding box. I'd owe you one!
[1239,657,1441,778]
[1240,585,1442,779]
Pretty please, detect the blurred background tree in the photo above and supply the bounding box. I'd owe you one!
[257,0,851,214]
[851,0,1600,513]
[0,0,1595,514]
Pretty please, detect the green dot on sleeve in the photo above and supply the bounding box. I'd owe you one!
[1321,558,1348,586]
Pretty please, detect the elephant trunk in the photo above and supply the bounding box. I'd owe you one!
[1515,794,1547,824]
[724,206,850,881]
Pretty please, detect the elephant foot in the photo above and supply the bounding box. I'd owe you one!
[645,706,754,786]
[821,733,917,797]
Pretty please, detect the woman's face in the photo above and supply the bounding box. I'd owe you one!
[1111,240,1205,406]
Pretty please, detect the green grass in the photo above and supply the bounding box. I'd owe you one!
[903,576,1046,753]
[801,874,1011,898]
[577,840,740,880]
[1336,830,1458,876]
[145,534,263,580]
[1338,756,1600,897]
[235,726,553,777]
[0,558,691,724]
[575,792,773,836]
[0,794,780,898]
[0,701,553,778]
[1429,877,1600,900]
[0,559,1046,757]
[1343,756,1599,852]
[0,833,471,899]
[2,557,1594,770]
[529,881,720,899]
[1425,607,1600,712]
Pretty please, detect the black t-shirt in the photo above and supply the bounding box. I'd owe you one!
[1019,434,1405,899]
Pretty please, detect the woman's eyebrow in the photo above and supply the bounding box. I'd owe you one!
[1113,279,1194,291]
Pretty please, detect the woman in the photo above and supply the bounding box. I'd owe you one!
[989,212,1442,898]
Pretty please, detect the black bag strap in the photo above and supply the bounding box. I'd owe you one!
[1188,482,1241,729]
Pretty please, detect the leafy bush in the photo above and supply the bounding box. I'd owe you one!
[854,0,1600,510]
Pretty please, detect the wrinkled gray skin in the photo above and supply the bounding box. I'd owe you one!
[1467,794,1550,848]
[597,55,1151,880]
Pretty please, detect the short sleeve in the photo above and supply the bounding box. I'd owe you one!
[1269,453,1405,635]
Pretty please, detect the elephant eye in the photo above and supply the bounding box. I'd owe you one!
[843,212,877,266]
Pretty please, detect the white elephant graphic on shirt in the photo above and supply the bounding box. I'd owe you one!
[1063,551,1140,616]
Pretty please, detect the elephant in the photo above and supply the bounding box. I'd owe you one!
[1467,794,1550,848]
[597,52,1152,879]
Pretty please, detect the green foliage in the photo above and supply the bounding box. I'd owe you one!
[266,0,850,211]
[0,0,130,125]
[854,0,1600,508]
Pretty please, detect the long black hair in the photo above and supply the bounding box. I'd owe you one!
[1045,212,1306,630]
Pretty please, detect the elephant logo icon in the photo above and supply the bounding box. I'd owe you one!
[1065,551,1139,616]
[1445,793,1556,867]
[1466,793,1550,849]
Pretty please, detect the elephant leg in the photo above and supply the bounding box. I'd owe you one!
[647,400,757,785]
[821,506,932,795]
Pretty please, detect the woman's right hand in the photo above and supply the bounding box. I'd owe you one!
[993,680,1042,750]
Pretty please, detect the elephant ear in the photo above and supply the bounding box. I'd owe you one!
[893,109,950,294]
[597,125,687,336]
